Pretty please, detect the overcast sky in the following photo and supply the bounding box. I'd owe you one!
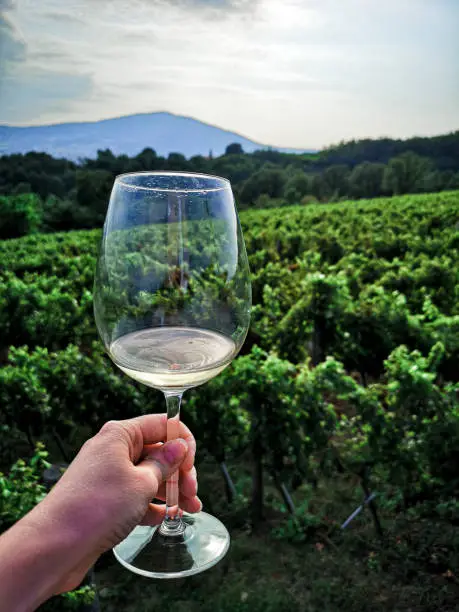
[0,0,457,148]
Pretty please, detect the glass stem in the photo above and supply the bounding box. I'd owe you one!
[159,392,185,536]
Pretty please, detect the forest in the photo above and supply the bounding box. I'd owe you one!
[1,132,459,610]
[1,130,459,240]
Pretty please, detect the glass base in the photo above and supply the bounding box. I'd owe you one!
[113,511,230,579]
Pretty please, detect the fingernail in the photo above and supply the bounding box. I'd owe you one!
[163,439,187,465]
[196,497,203,511]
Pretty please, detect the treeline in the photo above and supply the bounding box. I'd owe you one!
[1,131,459,239]
[319,131,459,170]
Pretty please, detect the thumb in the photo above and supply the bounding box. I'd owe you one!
[137,438,188,492]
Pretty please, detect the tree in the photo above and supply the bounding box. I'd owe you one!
[225,143,244,156]
[166,152,189,171]
[319,131,459,171]
[86,149,117,173]
[0,194,42,239]
[42,195,94,232]
[75,169,113,221]
[283,172,311,204]
[311,165,350,201]
[11,182,32,195]
[188,155,210,173]
[383,151,433,195]
[322,165,350,200]
[445,171,459,190]
[211,154,258,186]
[417,170,444,193]
[133,148,167,172]
[240,165,287,204]
[348,161,385,199]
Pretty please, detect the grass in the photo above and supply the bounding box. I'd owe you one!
[96,520,459,611]
[89,456,459,612]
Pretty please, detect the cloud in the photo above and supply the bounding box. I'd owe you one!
[0,9,26,108]
[42,10,86,25]
[158,0,254,8]
[0,67,93,123]
[0,13,26,65]
[98,0,259,12]
[0,1,93,123]
[0,0,458,146]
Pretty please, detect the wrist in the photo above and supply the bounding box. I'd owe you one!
[0,498,89,611]
[43,477,116,555]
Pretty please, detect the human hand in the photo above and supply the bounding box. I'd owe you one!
[29,414,201,594]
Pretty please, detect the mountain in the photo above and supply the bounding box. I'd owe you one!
[0,112,312,160]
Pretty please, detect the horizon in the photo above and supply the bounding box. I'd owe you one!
[1,110,457,154]
[1,0,458,149]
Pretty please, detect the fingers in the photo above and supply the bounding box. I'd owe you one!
[141,420,195,471]
[181,466,198,499]
[140,496,202,527]
[124,414,195,449]
[99,415,196,466]
[155,466,198,501]
[136,439,188,492]
[177,425,196,472]
[139,420,195,472]
[139,442,163,459]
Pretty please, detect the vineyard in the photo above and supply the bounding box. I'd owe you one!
[2,190,459,610]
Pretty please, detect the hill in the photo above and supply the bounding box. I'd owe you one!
[0,112,311,160]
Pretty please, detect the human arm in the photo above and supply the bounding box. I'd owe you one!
[0,414,201,611]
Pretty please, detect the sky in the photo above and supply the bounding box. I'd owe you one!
[0,0,458,149]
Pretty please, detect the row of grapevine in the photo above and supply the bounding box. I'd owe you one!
[1,190,459,528]
[2,338,458,526]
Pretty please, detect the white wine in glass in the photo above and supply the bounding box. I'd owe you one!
[94,172,251,578]
[110,327,237,390]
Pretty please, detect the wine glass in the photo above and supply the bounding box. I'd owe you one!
[93,172,251,578]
